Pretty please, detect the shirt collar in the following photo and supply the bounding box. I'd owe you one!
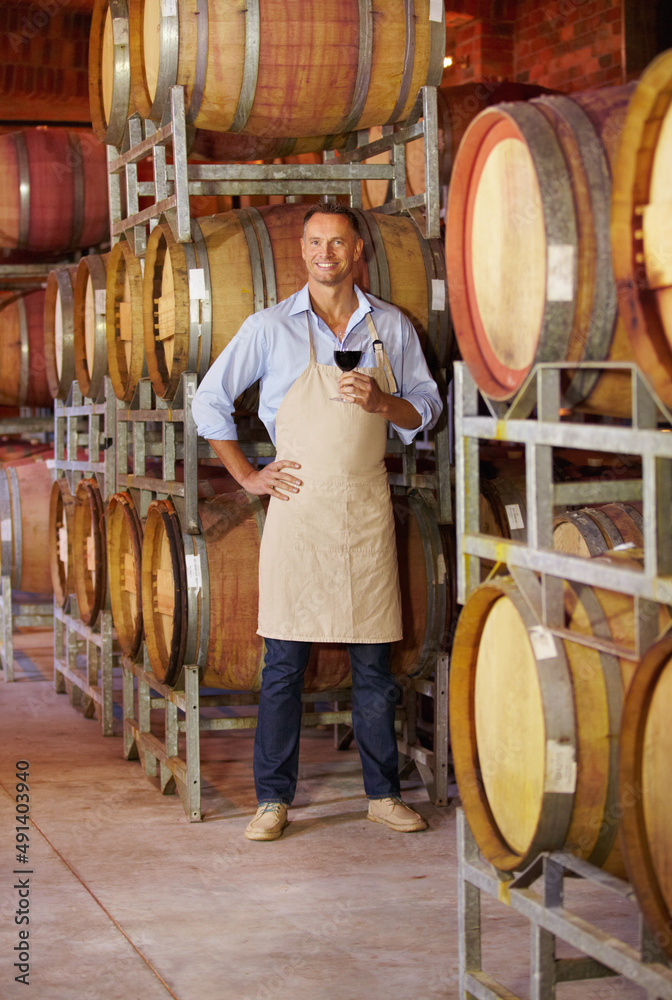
[288,283,374,324]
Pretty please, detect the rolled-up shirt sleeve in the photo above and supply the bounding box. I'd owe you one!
[191,317,266,440]
[390,316,444,446]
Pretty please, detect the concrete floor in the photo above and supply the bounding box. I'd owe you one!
[0,629,651,1000]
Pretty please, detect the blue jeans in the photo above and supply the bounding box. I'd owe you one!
[254,638,402,805]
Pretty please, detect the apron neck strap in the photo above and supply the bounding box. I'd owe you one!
[365,313,398,395]
[305,312,317,364]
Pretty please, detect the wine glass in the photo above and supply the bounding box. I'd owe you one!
[331,347,362,402]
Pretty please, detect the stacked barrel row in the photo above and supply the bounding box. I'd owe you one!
[445,47,672,958]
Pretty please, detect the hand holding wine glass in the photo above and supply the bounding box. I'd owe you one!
[331,345,362,402]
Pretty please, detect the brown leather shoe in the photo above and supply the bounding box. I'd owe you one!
[367,797,428,832]
[245,802,288,841]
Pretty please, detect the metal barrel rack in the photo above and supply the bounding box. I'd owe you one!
[457,808,672,1000]
[105,83,453,818]
[0,410,55,683]
[53,377,119,734]
[454,358,672,997]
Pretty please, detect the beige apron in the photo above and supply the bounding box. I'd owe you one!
[257,311,402,643]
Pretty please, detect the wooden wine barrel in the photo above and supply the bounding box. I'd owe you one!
[129,0,444,136]
[553,502,644,558]
[74,253,111,400]
[0,129,109,253]
[0,458,54,594]
[479,472,527,543]
[106,238,147,403]
[73,478,107,627]
[141,490,454,690]
[611,49,672,411]
[107,491,143,658]
[0,289,52,409]
[449,571,665,874]
[143,203,449,400]
[44,265,79,402]
[361,82,555,209]
[49,477,76,608]
[620,634,672,959]
[447,84,637,417]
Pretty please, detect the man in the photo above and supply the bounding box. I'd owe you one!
[192,203,443,841]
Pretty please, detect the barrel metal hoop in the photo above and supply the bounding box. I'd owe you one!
[503,578,577,867]
[407,495,445,678]
[246,207,277,308]
[15,293,30,408]
[87,256,110,401]
[105,0,132,146]
[534,96,617,408]
[352,209,380,299]
[56,268,77,398]
[385,0,415,126]
[229,0,260,133]
[180,238,202,376]
[407,210,444,368]
[190,218,213,383]
[275,137,300,158]
[504,102,579,370]
[8,467,22,590]
[13,132,31,251]
[361,213,391,303]
[0,471,13,580]
[566,580,622,869]
[150,2,180,121]
[337,0,374,134]
[182,528,209,669]
[67,132,86,251]
[426,1,446,88]
[238,208,266,313]
[186,0,208,124]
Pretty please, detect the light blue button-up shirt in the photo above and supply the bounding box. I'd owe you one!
[192,283,443,446]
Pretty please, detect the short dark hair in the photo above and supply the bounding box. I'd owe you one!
[302,202,361,239]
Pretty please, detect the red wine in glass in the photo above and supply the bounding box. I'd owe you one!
[332,349,362,401]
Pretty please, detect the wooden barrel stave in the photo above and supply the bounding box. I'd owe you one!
[107,492,144,658]
[106,239,147,403]
[44,265,79,402]
[447,84,638,416]
[129,0,443,136]
[0,458,54,595]
[141,490,454,691]
[74,253,111,400]
[0,129,109,254]
[0,289,52,409]
[49,477,76,607]
[449,572,662,874]
[73,478,107,627]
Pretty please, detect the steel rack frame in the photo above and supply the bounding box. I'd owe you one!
[397,652,453,806]
[106,84,443,258]
[457,808,672,1000]
[121,650,377,823]
[0,411,55,682]
[455,360,672,660]
[53,377,120,735]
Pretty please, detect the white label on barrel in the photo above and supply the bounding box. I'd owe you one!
[528,625,557,661]
[189,268,207,300]
[1,519,11,542]
[429,0,443,21]
[185,554,202,592]
[161,0,177,16]
[95,289,106,315]
[45,459,55,469]
[505,504,524,531]
[544,740,577,795]
[58,527,68,566]
[112,15,128,45]
[547,245,574,302]
[613,542,635,551]
[431,279,446,312]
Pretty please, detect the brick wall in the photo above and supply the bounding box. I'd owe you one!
[443,0,624,93]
